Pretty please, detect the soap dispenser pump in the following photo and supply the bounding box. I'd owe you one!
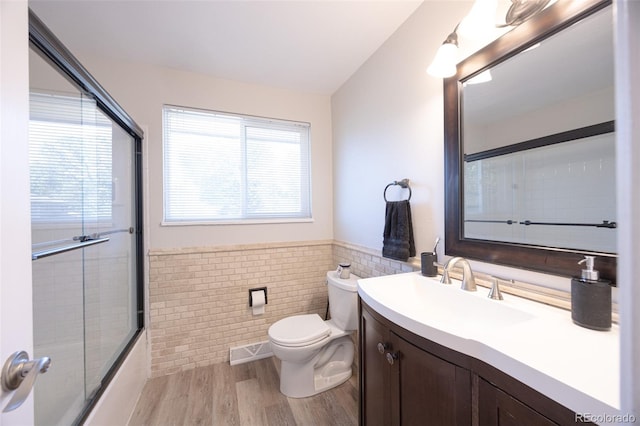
[571,256,612,331]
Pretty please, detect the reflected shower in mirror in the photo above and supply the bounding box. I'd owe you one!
[462,4,614,253]
[464,127,615,252]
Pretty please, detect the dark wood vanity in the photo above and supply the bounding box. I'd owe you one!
[359,299,594,425]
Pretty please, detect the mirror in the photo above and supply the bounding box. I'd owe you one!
[444,0,616,282]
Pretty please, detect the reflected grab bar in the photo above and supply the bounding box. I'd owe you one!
[32,237,110,261]
[465,219,516,225]
[519,220,617,229]
[464,219,616,229]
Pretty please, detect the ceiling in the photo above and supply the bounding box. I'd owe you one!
[29,0,424,95]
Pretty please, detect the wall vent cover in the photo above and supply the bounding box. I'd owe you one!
[229,341,273,366]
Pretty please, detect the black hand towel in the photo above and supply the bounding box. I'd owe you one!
[382,200,416,262]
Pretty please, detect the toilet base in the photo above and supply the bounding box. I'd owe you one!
[280,359,352,399]
[313,361,352,394]
[277,335,354,398]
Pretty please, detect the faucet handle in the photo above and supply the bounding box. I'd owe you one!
[488,277,504,300]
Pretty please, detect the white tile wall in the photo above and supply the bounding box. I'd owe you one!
[464,133,616,252]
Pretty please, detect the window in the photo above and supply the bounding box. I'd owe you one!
[29,92,113,223]
[163,105,311,223]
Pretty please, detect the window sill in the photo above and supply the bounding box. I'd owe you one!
[160,218,314,226]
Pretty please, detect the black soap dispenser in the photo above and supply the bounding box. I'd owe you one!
[571,256,612,331]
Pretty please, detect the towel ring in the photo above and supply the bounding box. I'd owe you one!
[384,179,412,202]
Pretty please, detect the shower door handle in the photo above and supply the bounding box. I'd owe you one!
[32,237,109,260]
[1,351,51,412]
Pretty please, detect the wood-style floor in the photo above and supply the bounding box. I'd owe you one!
[128,357,358,426]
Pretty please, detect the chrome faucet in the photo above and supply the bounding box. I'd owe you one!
[440,257,477,291]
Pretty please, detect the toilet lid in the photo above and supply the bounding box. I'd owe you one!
[269,314,331,347]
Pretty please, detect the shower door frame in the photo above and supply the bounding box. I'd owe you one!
[29,9,144,424]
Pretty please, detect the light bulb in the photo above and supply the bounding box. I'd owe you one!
[427,42,458,78]
[458,0,498,39]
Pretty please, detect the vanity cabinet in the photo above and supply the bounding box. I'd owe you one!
[360,304,471,425]
[360,305,388,424]
[478,378,558,426]
[359,300,593,426]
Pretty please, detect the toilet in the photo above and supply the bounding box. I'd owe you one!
[268,270,360,398]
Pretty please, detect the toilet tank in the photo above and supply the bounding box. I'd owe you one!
[326,270,361,331]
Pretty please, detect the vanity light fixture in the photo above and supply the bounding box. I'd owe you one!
[426,25,459,78]
[427,0,552,79]
[501,0,552,26]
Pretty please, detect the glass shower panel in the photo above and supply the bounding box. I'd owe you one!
[82,112,137,399]
[30,47,90,426]
[32,249,86,425]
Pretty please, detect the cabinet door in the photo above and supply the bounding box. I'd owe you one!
[390,332,471,426]
[360,307,391,426]
[479,378,558,426]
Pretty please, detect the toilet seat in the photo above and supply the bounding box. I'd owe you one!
[269,314,331,347]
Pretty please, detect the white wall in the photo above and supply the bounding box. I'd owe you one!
[466,86,615,153]
[74,56,334,250]
[332,1,471,259]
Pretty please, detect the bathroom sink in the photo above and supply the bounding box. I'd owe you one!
[358,272,535,335]
[357,271,621,418]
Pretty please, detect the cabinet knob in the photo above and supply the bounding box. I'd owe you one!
[377,342,388,354]
[386,352,398,365]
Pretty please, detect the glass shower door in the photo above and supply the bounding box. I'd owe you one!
[29,44,139,425]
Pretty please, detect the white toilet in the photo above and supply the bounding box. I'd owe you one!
[268,270,360,398]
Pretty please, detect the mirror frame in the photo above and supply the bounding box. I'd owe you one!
[444,0,616,283]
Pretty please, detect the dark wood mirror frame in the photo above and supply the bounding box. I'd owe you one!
[444,0,616,283]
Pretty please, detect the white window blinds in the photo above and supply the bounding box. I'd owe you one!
[163,105,311,223]
[29,92,113,223]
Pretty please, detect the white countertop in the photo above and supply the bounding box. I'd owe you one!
[358,271,620,421]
